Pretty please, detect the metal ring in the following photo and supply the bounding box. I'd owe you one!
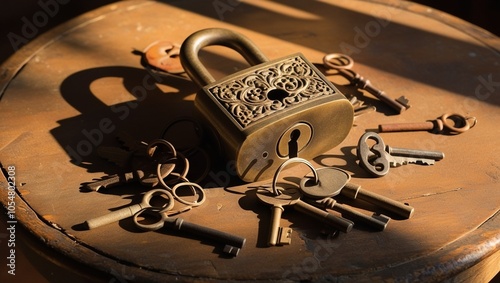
[142,188,175,211]
[182,146,212,183]
[272,158,318,195]
[171,182,206,206]
[161,117,204,150]
[146,139,177,161]
[323,53,354,70]
[157,170,203,206]
[440,113,470,133]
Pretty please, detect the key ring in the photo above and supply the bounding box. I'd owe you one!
[161,117,204,151]
[147,138,177,162]
[323,53,354,70]
[272,157,319,196]
[157,169,206,206]
[171,181,206,206]
[439,113,474,134]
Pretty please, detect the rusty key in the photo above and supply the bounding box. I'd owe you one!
[378,113,476,134]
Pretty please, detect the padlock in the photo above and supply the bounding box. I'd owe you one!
[180,28,353,182]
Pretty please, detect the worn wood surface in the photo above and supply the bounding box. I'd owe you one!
[0,1,499,282]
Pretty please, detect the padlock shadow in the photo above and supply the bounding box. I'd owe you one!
[51,64,199,176]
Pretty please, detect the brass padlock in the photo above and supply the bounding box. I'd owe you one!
[180,28,353,182]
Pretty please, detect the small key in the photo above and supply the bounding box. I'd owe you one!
[85,188,174,229]
[323,53,410,114]
[87,139,178,191]
[84,159,176,191]
[378,113,475,134]
[341,183,414,219]
[256,187,352,247]
[357,132,444,177]
[299,167,390,231]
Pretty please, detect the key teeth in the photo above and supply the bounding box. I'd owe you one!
[222,245,240,257]
[277,227,293,245]
[396,96,410,109]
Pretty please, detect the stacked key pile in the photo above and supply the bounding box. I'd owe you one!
[81,132,246,257]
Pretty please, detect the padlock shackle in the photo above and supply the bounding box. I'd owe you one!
[180,28,269,87]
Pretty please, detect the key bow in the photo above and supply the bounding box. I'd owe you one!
[357,132,390,177]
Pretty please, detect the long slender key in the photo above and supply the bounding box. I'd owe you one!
[134,207,246,256]
[378,113,475,134]
[323,53,410,113]
[357,132,444,177]
[256,187,352,247]
[299,167,390,231]
[341,183,414,219]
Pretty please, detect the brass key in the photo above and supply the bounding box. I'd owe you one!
[323,53,410,114]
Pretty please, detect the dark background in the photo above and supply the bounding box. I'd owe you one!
[0,0,499,65]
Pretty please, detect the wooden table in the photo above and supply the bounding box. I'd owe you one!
[1,1,499,282]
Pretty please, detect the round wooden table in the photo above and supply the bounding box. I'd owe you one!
[1,1,499,282]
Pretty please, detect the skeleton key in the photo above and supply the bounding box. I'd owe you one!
[300,167,390,231]
[134,207,246,256]
[357,132,444,177]
[323,53,410,114]
[378,113,475,134]
[86,139,178,191]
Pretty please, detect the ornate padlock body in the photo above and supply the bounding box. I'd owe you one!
[181,29,353,182]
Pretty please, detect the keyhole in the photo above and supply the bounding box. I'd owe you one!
[288,129,301,158]
[267,88,289,102]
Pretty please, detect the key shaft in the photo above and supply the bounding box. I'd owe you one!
[386,145,444,160]
[268,205,287,246]
[293,200,353,233]
[85,172,135,191]
[85,203,144,229]
[311,198,388,231]
[168,218,246,250]
[378,120,442,133]
[342,183,414,219]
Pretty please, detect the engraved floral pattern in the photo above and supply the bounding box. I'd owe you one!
[208,56,335,128]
